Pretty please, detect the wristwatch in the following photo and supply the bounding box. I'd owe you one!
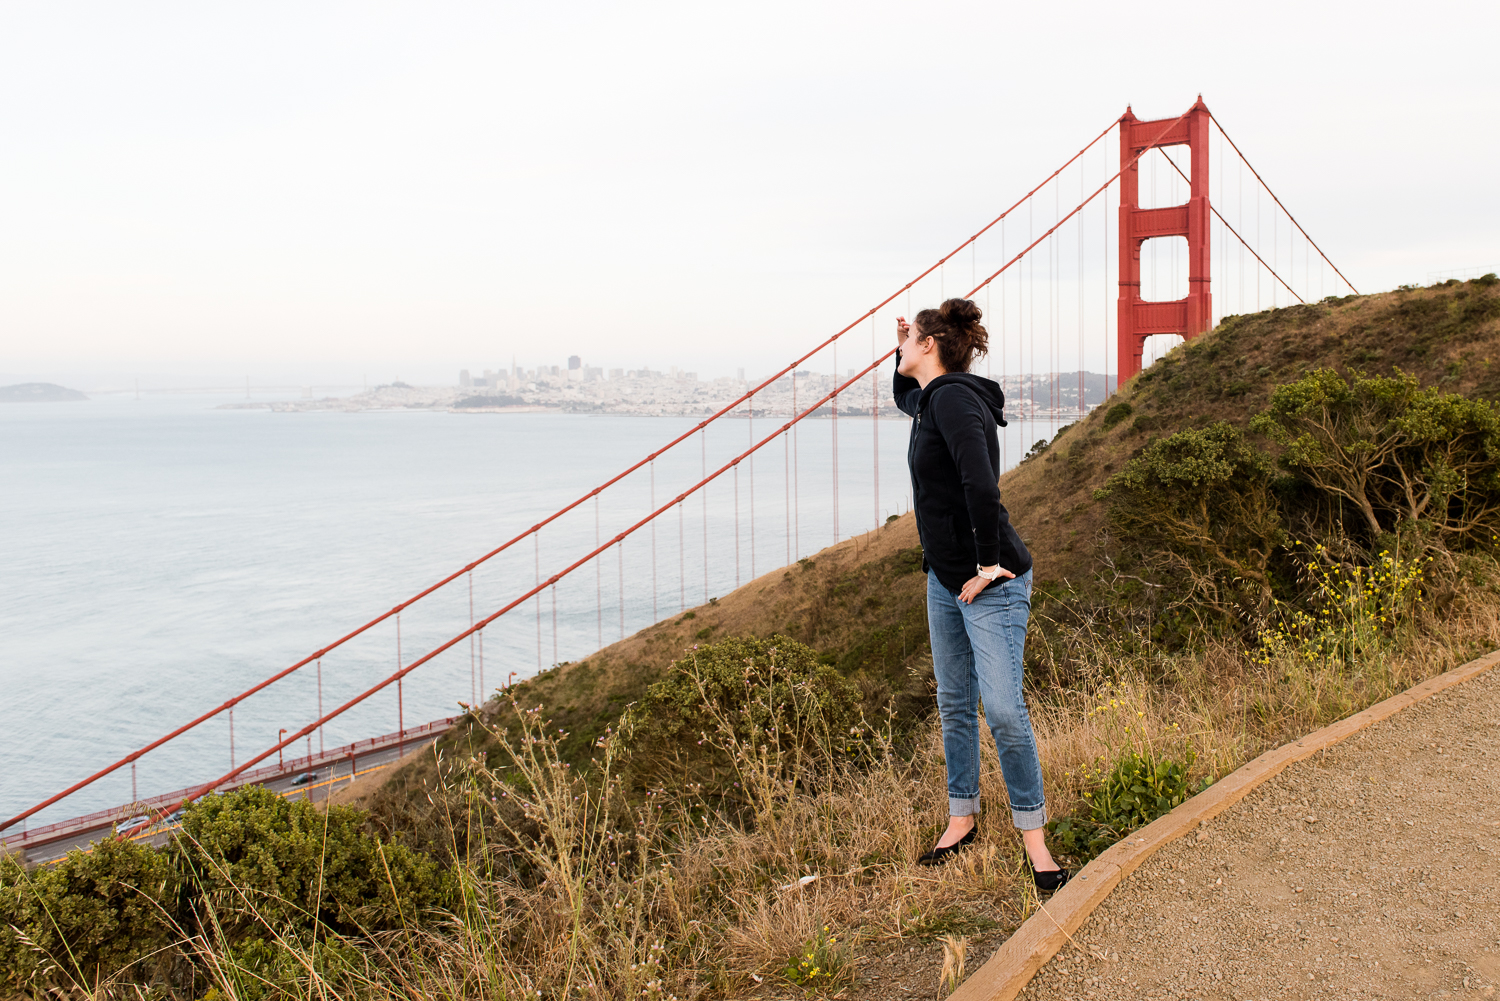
[976,565,1001,581]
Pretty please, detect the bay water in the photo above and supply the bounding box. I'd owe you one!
[0,392,1067,826]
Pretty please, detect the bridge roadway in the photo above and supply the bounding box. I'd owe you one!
[6,719,453,865]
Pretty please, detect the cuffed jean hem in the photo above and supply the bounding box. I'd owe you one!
[1011,804,1048,831]
[949,795,981,817]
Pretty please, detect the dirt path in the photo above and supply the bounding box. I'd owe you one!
[1017,666,1500,1001]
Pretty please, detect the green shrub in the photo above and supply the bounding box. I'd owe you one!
[0,836,179,991]
[179,784,450,941]
[1047,752,1205,864]
[1101,401,1133,429]
[1097,420,1282,616]
[0,787,451,994]
[626,635,862,774]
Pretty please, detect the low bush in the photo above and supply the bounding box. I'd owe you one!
[625,635,864,786]
[0,786,450,996]
[180,784,451,942]
[0,835,179,989]
[1046,750,1203,864]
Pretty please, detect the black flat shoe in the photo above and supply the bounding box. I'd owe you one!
[917,824,977,866]
[1027,856,1070,892]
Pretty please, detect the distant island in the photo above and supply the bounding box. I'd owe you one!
[0,382,88,403]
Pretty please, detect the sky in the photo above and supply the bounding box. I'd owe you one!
[1,0,1496,390]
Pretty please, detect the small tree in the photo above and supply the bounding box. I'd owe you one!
[1250,369,1500,545]
[1097,420,1281,617]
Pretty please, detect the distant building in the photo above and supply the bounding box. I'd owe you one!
[609,368,624,380]
[736,367,745,382]
[568,355,581,371]
[459,369,472,388]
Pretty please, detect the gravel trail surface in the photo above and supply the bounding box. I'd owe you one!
[1018,667,1500,1000]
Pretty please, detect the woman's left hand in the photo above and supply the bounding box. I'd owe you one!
[958,566,1014,604]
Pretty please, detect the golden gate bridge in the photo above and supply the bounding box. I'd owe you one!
[1,97,1356,860]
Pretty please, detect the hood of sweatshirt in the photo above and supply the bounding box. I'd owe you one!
[917,372,1008,427]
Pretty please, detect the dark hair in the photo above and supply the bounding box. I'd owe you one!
[913,298,988,373]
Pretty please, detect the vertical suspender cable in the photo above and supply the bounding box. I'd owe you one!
[229,709,235,771]
[784,426,791,565]
[1054,191,1061,409]
[534,535,542,671]
[468,572,476,706]
[396,613,403,741]
[1219,125,1226,325]
[478,632,484,705]
[650,460,658,621]
[316,659,323,755]
[618,540,625,641]
[831,340,839,546]
[748,395,755,578]
[871,313,879,530]
[678,500,685,613]
[701,430,708,601]
[792,373,800,560]
[733,463,741,588]
[595,496,602,647]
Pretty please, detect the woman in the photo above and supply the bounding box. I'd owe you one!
[892,298,1067,892]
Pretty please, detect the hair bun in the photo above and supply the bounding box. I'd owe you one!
[939,297,983,327]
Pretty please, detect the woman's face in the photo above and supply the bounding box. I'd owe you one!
[897,322,931,377]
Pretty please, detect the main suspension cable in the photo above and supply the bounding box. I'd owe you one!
[1155,148,1305,304]
[1210,114,1357,294]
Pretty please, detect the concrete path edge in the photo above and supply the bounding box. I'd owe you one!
[949,647,1500,1001]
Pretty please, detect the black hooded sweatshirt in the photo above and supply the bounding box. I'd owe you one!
[893,352,1032,592]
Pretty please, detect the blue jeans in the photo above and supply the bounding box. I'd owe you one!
[927,568,1047,830]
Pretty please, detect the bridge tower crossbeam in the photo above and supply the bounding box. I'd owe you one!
[1116,97,1212,383]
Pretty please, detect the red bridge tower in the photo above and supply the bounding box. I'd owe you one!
[1117,97,1212,383]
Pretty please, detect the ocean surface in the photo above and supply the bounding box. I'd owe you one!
[0,392,1068,826]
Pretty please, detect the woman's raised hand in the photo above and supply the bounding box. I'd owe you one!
[896,315,911,347]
